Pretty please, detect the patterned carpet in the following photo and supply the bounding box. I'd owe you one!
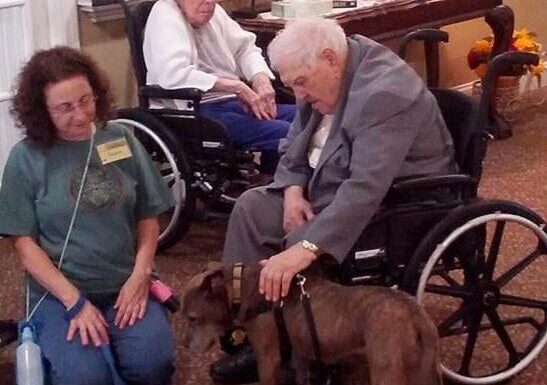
[0,100,545,385]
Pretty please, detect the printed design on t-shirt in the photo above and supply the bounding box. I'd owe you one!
[69,165,124,211]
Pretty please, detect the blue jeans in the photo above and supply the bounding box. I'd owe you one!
[200,99,295,174]
[33,296,175,385]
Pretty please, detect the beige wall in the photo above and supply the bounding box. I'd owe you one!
[79,0,547,107]
[79,13,137,108]
[78,0,245,108]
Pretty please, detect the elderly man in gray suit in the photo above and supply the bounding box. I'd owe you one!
[213,17,457,383]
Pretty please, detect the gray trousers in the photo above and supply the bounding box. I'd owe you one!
[222,186,310,264]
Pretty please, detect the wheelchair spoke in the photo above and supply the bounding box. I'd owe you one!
[524,321,547,351]
[495,248,543,288]
[498,293,547,310]
[459,309,483,376]
[459,256,482,289]
[438,271,461,287]
[437,305,466,337]
[162,172,177,185]
[485,309,519,363]
[425,283,473,299]
[484,221,505,281]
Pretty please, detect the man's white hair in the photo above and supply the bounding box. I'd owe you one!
[268,18,347,70]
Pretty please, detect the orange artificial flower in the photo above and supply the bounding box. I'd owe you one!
[467,28,545,79]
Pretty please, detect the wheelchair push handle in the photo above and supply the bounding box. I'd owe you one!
[479,51,540,124]
[481,51,540,93]
[397,29,449,59]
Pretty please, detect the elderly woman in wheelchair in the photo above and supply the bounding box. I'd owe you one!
[114,0,296,250]
[212,18,547,385]
[142,0,296,175]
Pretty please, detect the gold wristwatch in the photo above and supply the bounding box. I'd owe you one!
[301,240,321,256]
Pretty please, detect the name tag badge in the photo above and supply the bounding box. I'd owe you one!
[96,137,133,165]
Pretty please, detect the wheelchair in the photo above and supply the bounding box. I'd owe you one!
[113,0,289,250]
[111,1,546,380]
[333,31,547,384]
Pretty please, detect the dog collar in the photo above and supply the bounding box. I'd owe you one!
[230,263,273,322]
[231,263,244,315]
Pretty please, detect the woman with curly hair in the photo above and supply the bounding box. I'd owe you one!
[0,47,175,385]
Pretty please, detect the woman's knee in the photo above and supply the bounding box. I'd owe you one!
[118,341,175,385]
[48,354,113,385]
[276,103,297,123]
[265,119,290,140]
[115,301,175,385]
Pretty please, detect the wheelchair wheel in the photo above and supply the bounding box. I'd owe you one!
[403,200,547,384]
[113,109,196,250]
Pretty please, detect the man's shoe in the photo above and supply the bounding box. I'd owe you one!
[210,344,258,384]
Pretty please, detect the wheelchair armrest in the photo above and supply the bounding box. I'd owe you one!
[139,85,203,104]
[391,174,475,192]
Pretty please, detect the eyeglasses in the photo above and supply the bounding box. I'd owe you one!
[47,93,96,116]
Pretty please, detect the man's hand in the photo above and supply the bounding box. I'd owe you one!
[113,271,150,329]
[283,185,315,233]
[259,243,317,302]
[66,301,109,347]
[251,72,277,119]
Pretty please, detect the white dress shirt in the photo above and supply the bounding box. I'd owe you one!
[308,114,334,168]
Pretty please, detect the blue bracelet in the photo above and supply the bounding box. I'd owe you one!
[64,294,86,321]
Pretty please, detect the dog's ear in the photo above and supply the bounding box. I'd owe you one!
[206,261,224,271]
[184,263,225,297]
[201,269,227,300]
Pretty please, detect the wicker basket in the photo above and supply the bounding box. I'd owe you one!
[472,75,522,122]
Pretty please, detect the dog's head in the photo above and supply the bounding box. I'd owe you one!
[182,262,232,352]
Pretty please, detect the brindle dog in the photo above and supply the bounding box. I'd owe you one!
[182,263,443,385]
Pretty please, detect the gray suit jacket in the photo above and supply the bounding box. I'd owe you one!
[272,35,457,262]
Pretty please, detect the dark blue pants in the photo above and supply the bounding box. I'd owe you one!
[33,296,175,385]
[200,99,295,174]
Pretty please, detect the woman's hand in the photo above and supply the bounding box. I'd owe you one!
[113,271,151,329]
[251,72,277,119]
[283,185,315,234]
[213,76,276,120]
[66,301,109,347]
[235,81,274,120]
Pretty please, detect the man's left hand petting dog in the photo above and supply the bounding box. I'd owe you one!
[182,262,443,385]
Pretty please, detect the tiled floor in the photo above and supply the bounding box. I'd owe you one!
[1,101,545,385]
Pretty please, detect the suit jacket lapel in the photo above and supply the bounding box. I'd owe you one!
[297,111,323,154]
[310,38,361,181]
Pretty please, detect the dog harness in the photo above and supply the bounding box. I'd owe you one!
[294,275,335,385]
[229,266,336,385]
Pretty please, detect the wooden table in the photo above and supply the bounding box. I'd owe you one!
[238,0,502,46]
[238,0,502,86]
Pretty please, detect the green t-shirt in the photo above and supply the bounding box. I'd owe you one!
[0,122,174,300]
